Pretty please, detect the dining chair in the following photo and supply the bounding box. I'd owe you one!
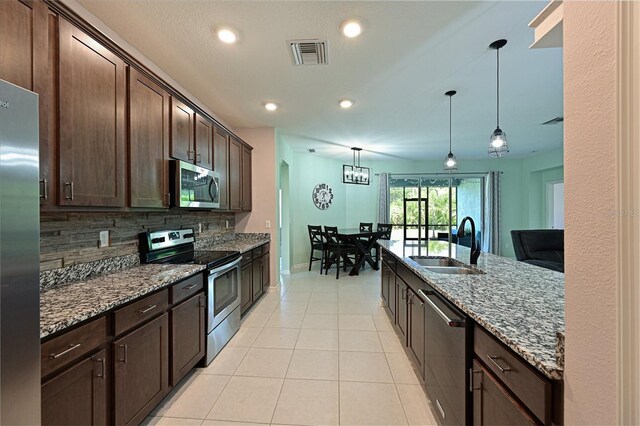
[307,225,326,273]
[359,222,373,232]
[323,226,357,279]
[374,223,393,265]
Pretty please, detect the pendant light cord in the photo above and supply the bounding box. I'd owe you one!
[496,47,500,128]
[449,95,452,153]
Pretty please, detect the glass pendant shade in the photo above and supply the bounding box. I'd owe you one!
[444,152,458,171]
[343,147,370,185]
[488,127,509,157]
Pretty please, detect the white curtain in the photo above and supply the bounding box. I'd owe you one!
[377,173,390,224]
[483,171,502,255]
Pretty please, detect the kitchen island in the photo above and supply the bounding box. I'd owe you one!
[378,239,564,425]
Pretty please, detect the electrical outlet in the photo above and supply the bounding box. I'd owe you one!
[99,231,109,248]
[225,220,229,229]
[198,223,203,233]
[265,220,271,229]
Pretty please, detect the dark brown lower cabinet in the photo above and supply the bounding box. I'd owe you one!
[170,293,206,386]
[380,261,389,306]
[240,260,253,315]
[262,251,271,292]
[408,289,425,373]
[396,278,408,342]
[471,359,536,425]
[113,313,169,425]
[252,255,263,300]
[42,348,108,426]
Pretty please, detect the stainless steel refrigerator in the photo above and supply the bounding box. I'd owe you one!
[0,79,41,424]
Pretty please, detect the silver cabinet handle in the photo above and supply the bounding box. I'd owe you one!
[40,179,48,200]
[418,289,465,327]
[119,344,127,364]
[183,283,198,291]
[487,355,511,373]
[401,288,406,300]
[187,150,194,160]
[139,304,157,314]
[96,357,105,379]
[469,368,482,391]
[64,182,74,200]
[49,343,81,359]
[196,153,202,164]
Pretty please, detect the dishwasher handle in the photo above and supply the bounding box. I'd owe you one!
[418,289,466,328]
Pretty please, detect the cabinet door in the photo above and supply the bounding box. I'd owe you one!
[128,68,170,208]
[58,19,127,207]
[170,293,205,386]
[252,255,263,300]
[240,262,252,314]
[408,290,425,373]
[472,360,536,425]
[213,126,229,209]
[170,98,194,163]
[262,251,271,292]
[114,313,169,426]
[0,0,52,204]
[381,262,389,306]
[241,144,252,211]
[194,114,213,170]
[229,137,242,210]
[388,270,397,321]
[396,279,408,342]
[42,349,108,426]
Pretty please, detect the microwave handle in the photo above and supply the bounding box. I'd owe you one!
[209,177,220,202]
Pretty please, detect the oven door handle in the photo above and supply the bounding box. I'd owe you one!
[208,256,242,276]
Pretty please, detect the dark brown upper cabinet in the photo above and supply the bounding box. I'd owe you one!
[213,126,230,210]
[0,0,53,205]
[229,136,243,211]
[242,144,252,211]
[128,68,170,209]
[194,114,214,170]
[170,97,195,164]
[58,18,127,207]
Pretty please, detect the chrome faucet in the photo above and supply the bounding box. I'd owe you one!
[457,216,481,265]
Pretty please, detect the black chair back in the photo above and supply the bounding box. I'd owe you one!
[377,223,392,240]
[359,222,373,232]
[324,226,340,246]
[308,225,324,246]
[511,229,564,272]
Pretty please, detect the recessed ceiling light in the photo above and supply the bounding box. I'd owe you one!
[339,99,354,109]
[264,102,278,111]
[341,20,362,38]
[217,27,238,44]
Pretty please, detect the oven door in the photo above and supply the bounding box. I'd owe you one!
[207,257,241,332]
[173,160,221,208]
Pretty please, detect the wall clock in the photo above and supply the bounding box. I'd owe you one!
[312,183,333,210]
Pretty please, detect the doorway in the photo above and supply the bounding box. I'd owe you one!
[279,161,291,274]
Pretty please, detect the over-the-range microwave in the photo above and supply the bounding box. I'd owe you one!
[171,160,221,209]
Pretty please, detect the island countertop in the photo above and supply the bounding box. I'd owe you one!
[378,240,565,380]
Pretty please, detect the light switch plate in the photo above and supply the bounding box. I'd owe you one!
[265,220,271,229]
[198,223,203,233]
[99,231,109,248]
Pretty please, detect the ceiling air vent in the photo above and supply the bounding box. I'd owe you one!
[541,116,564,125]
[308,148,316,153]
[288,39,328,65]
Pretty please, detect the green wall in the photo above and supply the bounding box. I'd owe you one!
[277,137,563,268]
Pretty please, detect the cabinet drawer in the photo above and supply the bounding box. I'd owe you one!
[170,273,204,305]
[41,316,107,377]
[474,326,552,424]
[114,289,168,336]
[252,246,263,257]
[381,250,396,270]
[241,252,252,266]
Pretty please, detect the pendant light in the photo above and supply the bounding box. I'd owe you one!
[343,147,370,185]
[444,90,458,171]
[488,39,509,158]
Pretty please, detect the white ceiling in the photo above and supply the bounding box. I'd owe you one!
[77,0,563,162]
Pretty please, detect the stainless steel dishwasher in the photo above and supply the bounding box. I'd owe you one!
[418,287,470,426]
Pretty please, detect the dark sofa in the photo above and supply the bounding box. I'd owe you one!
[510,229,564,272]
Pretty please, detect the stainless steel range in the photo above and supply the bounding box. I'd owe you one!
[140,229,241,365]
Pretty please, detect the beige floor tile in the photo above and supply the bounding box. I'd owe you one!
[234,348,293,378]
[370,302,387,315]
[295,329,339,351]
[202,421,267,426]
[286,285,315,293]
[385,353,420,385]
[275,301,308,313]
[241,312,271,327]
[227,327,262,347]
[306,302,339,315]
[252,327,299,349]
[142,416,203,425]
[339,330,383,352]
[272,379,339,426]
[340,382,408,426]
[337,303,373,315]
[396,384,438,425]
[309,292,338,303]
[155,374,230,419]
[264,312,305,329]
[372,314,394,332]
[282,292,311,302]
[378,331,405,353]
[339,314,377,331]
[206,376,283,424]
[301,313,339,330]
[286,350,339,380]
[339,351,393,383]
[201,346,250,375]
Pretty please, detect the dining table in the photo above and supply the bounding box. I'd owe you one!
[337,228,385,276]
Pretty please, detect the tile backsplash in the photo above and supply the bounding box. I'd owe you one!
[40,210,235,271]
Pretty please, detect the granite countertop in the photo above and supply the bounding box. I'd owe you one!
[40,264,205,339]
[379,240,565,380]
[196,232,270,254]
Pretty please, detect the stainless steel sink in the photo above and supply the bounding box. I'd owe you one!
[425,266,483,275]
[409,256,461,267]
